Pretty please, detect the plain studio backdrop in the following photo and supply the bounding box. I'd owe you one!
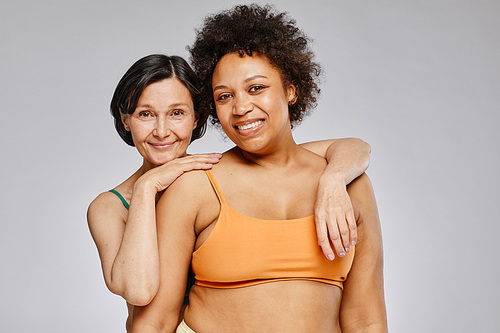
[1,0,498,331]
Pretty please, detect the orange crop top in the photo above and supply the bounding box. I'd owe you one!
[191,170,355,290]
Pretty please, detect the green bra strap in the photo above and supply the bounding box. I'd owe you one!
[109,189,130,210]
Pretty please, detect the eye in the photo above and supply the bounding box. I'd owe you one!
[216,93,232,101]
[249,85,265,93]
[171,109,185,118]
[138,110,152,118]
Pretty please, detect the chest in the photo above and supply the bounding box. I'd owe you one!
[216,169,321,220]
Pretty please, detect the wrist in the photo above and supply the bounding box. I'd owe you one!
[322,165,347,186]
[133,176,159,196]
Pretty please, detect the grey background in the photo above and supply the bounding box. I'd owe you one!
[1,0,498,331]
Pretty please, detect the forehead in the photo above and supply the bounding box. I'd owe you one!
[212,52,283,84]
[139,78,193,106]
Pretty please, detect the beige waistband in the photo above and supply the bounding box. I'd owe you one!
[176,320,196,333]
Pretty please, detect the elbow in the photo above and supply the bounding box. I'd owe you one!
[353,137,371,155]
[355,137,371,169]
[123,289,156,306]
[106,278,158,306]
[108,263,160,305]
[119,282,158,306]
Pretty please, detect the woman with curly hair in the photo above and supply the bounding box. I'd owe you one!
[131,4,386,332]
[88,53,368,331]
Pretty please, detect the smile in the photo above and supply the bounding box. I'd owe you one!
[235,120,263,130]
[149,142,175,149]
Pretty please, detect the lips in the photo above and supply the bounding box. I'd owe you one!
[235,120,264,130]
[149,141,175,149]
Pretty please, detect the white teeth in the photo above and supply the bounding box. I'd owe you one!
[237,120,263,130]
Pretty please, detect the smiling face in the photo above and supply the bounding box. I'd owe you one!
[212,52,296,154]
[121,78,197,167]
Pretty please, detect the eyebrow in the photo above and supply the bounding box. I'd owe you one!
[135,103,155,110]
[169,102,190,108]
[245,75,268,82]
[136,102,190,109]
[213,75,269,92]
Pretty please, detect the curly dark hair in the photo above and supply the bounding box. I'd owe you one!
[188,4,321,127]
[110,54,207,146]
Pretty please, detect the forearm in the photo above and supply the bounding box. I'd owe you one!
[342,322,388,333]
[132,177,198,332]
[132,304,180,333]
[324,138,370,185]
[111,181,160,305]
[130,320,166,333]
[303,138,370,258]
[300,137,370,185]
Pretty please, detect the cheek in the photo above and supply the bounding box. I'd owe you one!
[177,118,197,141]
[215,106,231,126]
[217,113,232,134]
[129,121,152,140]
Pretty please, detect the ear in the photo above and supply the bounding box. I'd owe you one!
[287,84,297,105]
[192,114,199,131]
[121,114,131,131]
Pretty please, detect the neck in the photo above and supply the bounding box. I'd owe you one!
[124,159,157,190]
[238,134,301,168]
[126,161,155,187]
[140,159,157,175]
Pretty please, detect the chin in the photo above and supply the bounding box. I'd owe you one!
[149,155,175,166]
[236,139,267,153]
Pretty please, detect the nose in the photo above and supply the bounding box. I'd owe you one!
[153,116,171,138]
[233,93,253,116]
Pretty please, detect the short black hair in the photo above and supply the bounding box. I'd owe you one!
[189,4,321,127]
[110,54,207,146]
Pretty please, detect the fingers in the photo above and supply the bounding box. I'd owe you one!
[183,153,222,165]
[147,154,223,192]
[166,153,222,173]
[315,199,357,260]
[181,154,222,171]
[345,206,357,247]
[184,153,223,160]
[315,214,335,261]
[327,209,349,258]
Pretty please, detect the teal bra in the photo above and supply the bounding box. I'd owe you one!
[109,189,129,209]
[108,189,194,305]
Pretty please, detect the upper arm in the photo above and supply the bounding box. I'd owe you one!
[339,174,387,332]
[300,138,371,159]
[299,139,337,157]
[87,193,127,291]
[131,172,204,331]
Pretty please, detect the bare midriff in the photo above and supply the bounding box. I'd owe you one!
[184,280,342,333]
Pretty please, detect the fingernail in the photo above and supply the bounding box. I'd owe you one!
[327,254,334,261]
[351,241,356,246]
[345,247,350,253]
[339,252,346,258]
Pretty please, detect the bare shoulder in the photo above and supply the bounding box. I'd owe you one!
[347,173,374,196]
[298,145,328,173]
[158,169,216,213]
[157,169,220,234]
[162,169,214,202]
[303,145,328,161]
[87,191,127,230]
